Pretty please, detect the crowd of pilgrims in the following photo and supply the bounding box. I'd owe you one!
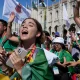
[0,0,80,80]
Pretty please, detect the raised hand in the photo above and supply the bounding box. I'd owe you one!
[8,12,15,23]
[7,12,15,38]
[71,33,77,41]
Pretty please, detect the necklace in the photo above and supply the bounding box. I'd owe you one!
[26,45,36,63]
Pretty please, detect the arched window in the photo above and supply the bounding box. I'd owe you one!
[54,25,58,32]
[49,26,51,35]
[62,24,66,29]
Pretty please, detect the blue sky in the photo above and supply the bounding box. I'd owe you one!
[0,0,60,21]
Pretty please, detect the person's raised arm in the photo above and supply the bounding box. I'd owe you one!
[9,36,19,43]
[74,0,80,27]
[7,12,15,38]
[1,12,18,45]
[7,12,19,43]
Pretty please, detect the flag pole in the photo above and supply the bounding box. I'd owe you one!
[26,1,27,8]
[31,0,33,18]
[31,0,32,10]
[37,0,39,21]
[57,0,62,34]
[61,0,63,36]
[46,0,48,31]
[59,0,62,27]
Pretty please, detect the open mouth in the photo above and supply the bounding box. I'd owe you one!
[22,31,28,35]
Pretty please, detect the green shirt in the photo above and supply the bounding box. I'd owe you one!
[72,40,80,47]
[0,36,18,74]
[50,49,55,53]
[55,50,74,73]
[0,36,18,52]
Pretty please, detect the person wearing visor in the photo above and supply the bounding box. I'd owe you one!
[52,37,74,80]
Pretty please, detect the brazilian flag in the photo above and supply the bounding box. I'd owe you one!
[10,48,54,80]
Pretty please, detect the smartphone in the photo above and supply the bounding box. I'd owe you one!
[16,47,29,59]
[6,47,29,68]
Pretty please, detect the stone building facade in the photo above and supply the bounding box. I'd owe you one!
[31,0,79,36]
[12,0,80,36]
